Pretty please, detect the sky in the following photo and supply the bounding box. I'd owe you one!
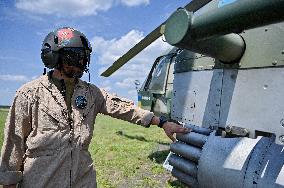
[0,0,192,106]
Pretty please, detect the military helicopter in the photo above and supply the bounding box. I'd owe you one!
[101,0,284,187]
[135,47,177,118]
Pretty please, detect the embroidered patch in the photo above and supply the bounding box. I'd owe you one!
[75,96,87,109]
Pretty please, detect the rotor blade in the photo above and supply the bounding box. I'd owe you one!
[101,25,163,77]
[184,0,212,11]
[101,0,212,77]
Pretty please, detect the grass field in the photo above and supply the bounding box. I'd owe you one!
[0,108,186,188]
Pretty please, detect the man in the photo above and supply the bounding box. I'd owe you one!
[0,27,189,187]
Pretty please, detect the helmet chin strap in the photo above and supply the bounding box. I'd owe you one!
[88,69,90,83]
[43,68,47,75]
[85,63,91,83]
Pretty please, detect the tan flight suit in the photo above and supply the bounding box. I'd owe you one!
[0,72,154,187]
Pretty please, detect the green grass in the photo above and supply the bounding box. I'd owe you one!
[0,110,186,188]
[0,108,8,148]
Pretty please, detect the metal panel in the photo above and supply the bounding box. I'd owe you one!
[220,67,284,144]
[171,69,223,128]
[239,22,284,68]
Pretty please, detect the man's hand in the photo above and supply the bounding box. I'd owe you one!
[162,122,191,142]
[150,116,191,141]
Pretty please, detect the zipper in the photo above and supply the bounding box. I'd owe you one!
[68,116,74,188]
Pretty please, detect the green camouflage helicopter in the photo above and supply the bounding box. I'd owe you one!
[102,0,284,187]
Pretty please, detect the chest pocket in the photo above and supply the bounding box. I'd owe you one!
[26,104,67,157]
[38,104,67,131]
[72,96,96,149]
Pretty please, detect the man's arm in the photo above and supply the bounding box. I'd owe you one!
[98,89,190,141]
[98,89,154,126]
[0,92,31,186]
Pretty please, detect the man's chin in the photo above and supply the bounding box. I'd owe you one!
[61,65,85,79]
[64,71,84,79]
[72,72,84,78]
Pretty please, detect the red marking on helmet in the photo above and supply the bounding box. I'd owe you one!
[57,28,74,44]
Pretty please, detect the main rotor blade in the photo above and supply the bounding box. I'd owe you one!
[184,0,212,11]
[101,0,212,77]
[101,25,163,77]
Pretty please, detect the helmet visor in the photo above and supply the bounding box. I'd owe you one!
[59,47,91,71]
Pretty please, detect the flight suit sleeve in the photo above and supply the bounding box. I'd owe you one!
[98,89,154,127]
[0,92,32,185]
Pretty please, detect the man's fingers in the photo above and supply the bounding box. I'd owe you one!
[163,122,192,141]
[166,132,176,142]
[163,125,175,141]
[167,123,191,132]
[175,126,191,133]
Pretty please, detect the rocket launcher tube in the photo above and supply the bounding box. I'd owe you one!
[165,9,245,63]
[170,142,202,162]
[172,168,198,188]
[168,154,198,178]
[165,0,284,63]
[176,132,208,148]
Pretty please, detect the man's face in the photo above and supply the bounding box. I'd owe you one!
[59,47,90,78]
[61,62,84,79]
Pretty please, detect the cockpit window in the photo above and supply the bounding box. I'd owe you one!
[148,56,170,94]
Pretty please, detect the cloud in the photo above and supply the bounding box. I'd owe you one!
[0,74,29,82]
[0,55,25,62]
[31,75,39,80]
[100,80,113,92]
[93,30,144,65]
[115,78,135,89]
[92,29,171,67]
[128,89,137,96]
[92,29,171,102]
[15,0,150,17]
[121,0,149,7]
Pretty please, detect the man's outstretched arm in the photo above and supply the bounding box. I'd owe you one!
[98,89,190,141]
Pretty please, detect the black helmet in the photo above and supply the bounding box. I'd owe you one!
[41,27,92,69]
